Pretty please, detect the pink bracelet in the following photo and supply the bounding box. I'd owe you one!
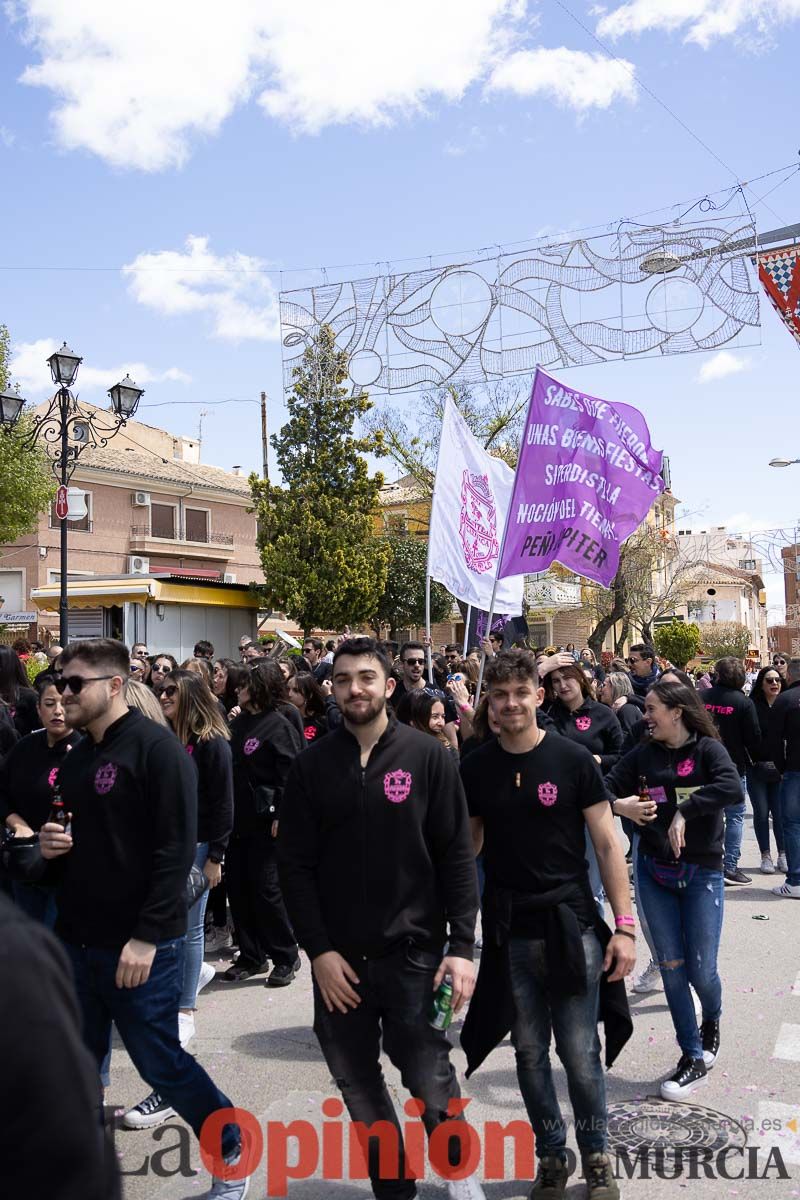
[615,915,636,927]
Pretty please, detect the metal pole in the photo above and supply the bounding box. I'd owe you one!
[462,605,472,657]
[58,388,69,645]
[425,574,433,684]
[261,390,269,482]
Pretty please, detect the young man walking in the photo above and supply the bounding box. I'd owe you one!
[39,638,248,1200]
[278,636,484,1200]
[461,650,635,1200]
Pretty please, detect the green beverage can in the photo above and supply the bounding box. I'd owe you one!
[430,979,454,1030]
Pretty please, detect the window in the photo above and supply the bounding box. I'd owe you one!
[49,492,91,532]
[184,507,209,542]
[151,503,176,539]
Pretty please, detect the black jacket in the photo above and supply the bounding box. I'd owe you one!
[0,702,18,760]
[701,684,761,773]
[550,698,623,773]
[8,687,39,738]
[0,894,121,1200]
[278,718,478,963]
[769,680,800,774]
[605,734,742,869]
[0,729,82,830]
[50,709,197,948]
[229,708,303,834]
[187,734,234,862]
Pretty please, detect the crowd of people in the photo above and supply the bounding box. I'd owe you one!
[0,626,796,1200]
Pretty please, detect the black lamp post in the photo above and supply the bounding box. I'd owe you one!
[0,343,145,644]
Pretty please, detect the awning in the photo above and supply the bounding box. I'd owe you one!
[31,577,260,613]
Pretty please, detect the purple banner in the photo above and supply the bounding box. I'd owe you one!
[497,368,664,588]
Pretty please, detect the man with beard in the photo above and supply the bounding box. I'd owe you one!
[278,636,484,1200]
[390,641,459,747]
[38,639,249,1200]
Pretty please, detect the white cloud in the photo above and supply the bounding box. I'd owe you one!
[123,235,279,342]
[696,350,753,383]
[9,1,638,170]
[596,0,800,46]
[0,125,15,148]
[487,47,637,109]
[10,338,191,397]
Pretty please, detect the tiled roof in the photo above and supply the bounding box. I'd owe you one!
[379,474,428,505]
[69,444,253,497]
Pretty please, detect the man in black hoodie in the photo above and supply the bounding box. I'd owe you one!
[39,639,248,1200]
[769,656,800,898]
[701,656,761,886]
[278,636,483,1200]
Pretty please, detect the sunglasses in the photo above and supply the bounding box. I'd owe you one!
[774,659,786,665]
[130,664,144,673]
[160,684,178,699]
[152,664,171,674]
[54,674,115,695]
[404,657,425,666]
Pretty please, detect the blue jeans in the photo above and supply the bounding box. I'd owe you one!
[635,857,724,1059]
[12,880,58,929]
[508,930,607,1156]
[631,835,657,963]
[746,768,784,856]
[722,773,747,872]
[780,772,800,886]
[64,938,239,1160]
[180,842,210,1009]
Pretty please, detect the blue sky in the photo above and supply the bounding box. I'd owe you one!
[1,1,799,614]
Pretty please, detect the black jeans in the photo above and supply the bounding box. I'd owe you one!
[225,830,298,969]
[313,943,463,1200]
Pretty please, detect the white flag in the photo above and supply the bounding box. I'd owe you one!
[426,398,524,615]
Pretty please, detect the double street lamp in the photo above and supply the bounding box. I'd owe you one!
[0,342,145,644]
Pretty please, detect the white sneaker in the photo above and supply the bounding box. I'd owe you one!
[772,882,800,898]
[198,961,216,994]
[446,1175,486,1200]
[760,854,775,874]
[178,1012,196,1048]
[205,925,233,952]
[632,960,662,993]
[206,1148,251,1198]
[777,853,788,873]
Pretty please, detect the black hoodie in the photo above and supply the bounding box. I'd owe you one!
[701,683,761,774]
[229,708,303,834]
[278,717,478,963]
[549,697,623,772]
[769,679,800,774]
[605,735,742,869]
[0,728,82,829]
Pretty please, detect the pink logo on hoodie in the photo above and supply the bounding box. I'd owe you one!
[676,758,695,777]
[384,770,412,804]
[575,715,592,732]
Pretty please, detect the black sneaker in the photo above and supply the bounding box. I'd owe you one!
[724,868,751,885]
[582,1152,620,1200]
[266,957,301,987]
[660,1054,707,1100]
[701,1019,720,1068]
[223,959,268,982]
[122,1091,176,1129]
[529,1154,569,1196]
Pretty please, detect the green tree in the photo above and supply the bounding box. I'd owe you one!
[0,323,56,543]
[371,535,452,636]
[250,324,390,633]
[654,619,701,668]
[698,621,752,661]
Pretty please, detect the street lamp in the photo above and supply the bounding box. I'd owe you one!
[0,343,145,644]
[769,458,800,468]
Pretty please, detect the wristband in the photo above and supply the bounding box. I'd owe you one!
[459,703,472,714]
[614,928,636,940]
[615,914,635,927]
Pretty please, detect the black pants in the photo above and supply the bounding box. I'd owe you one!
[225,830,297,970]
[313,943,463,1200]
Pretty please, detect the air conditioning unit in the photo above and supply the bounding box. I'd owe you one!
[131,491,151,507]
[223,572,237,584]
[128,556,150,575]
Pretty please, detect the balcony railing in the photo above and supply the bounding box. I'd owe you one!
[130,524,234,546]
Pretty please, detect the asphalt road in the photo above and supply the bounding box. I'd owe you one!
[109,814,800,1199]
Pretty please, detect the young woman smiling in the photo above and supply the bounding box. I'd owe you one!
[605,681,742,1101]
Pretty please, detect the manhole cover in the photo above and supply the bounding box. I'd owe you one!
[608,1098,747,1162]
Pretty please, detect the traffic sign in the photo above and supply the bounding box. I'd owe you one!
[55,485,68,520]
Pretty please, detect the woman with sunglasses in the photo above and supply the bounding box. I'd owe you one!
[747,666,787,874]
[225,662,304,985]
[773,655,788,682]
[148,653,178,693]
[605,681,741,1100]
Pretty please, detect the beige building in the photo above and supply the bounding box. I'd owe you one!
[0,404,264,650]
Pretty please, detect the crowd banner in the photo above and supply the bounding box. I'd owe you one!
[497,368,665,588]
[426,397,524,616]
